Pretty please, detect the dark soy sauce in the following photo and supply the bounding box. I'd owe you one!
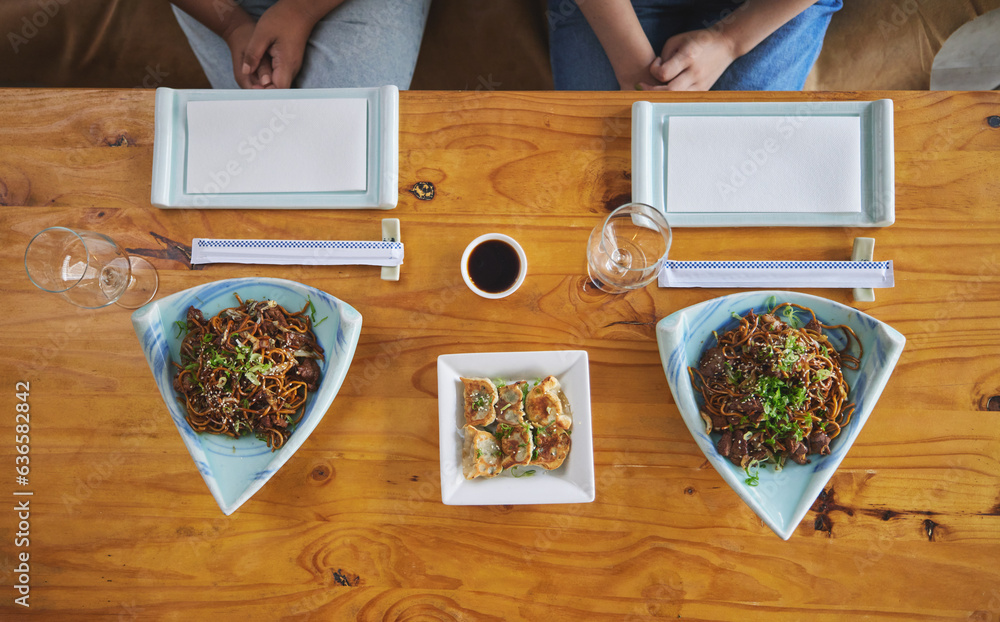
[467,240,520,293]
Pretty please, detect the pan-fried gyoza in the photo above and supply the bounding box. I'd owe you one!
[460,374,572,479]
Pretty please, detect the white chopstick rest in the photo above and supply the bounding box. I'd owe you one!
[190,238,404,267]
[380,217,401,281]
[658,260,893,289]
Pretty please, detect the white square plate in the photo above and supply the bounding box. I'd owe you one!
[437,350,595,505]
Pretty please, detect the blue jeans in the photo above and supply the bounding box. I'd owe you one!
[547,0,842,90]
[171,0,431,89]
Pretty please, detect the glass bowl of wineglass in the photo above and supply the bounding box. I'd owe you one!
[587,203,671,294]
[24,226,158,309]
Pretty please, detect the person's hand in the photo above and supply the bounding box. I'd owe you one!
[618,64,661,91]
[223,21,275,89]
[241,2,316,89]
[640,28,738,91]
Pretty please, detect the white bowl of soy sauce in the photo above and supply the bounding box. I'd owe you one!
[461,233,527,299]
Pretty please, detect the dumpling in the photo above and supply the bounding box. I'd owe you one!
[462,425,502,479]
[526,375,572,430]
[461,377,497,426]
[496,421,533,469]
[494,381,528,426]
[531,426,571,470]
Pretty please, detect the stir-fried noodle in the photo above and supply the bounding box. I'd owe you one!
[173,295,324,450]
[689,303,861,480]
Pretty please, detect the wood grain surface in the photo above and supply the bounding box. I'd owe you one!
[0,89,998,621]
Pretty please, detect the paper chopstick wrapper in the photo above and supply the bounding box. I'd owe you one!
[191,238,403,267]
[658,260,893,288]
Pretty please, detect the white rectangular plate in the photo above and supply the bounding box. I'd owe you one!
[632,99,894,227]
[437,350,595,506]
[152,86,398,209]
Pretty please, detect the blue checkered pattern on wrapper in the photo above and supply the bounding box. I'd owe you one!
[666,261,890,270]
[197,240,402,250]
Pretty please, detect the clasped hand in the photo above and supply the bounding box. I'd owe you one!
[636,28,737,91]
[224,1,316,89]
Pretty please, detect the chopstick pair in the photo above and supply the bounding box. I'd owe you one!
[659,260,893,288]
[658,238,893,302]
[190,219,404,281]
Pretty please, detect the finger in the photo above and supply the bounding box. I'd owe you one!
[648,57,663,81]
[652,36,684,82]
[271,68,294,89]
[255,54,274,87]
[664,71,696,92]
[233,67,254,89]
[656,53,689,84]
[242,30,276,76]
[269,54,299,90]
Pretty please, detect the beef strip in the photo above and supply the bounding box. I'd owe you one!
[293,358,321,391]
[727,395,764,419]
[264,306,288,328]
[707,410,730,430]
[717,430,733,457]
[809,430,832,456]
[728,435,749,467]
[284,331,309,350]
[698,346,728,379]
[789,440,810,465]
[173,371,195,394]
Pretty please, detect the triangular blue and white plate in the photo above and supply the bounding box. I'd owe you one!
[132,278,362,514]
[656,291,904,539]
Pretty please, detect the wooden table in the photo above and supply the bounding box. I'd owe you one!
[1,89,998,620]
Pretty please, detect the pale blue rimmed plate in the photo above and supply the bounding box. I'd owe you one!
[151,86,398,209]
[131,278,362,514]
[632,99,894,227]
[656,291,904,539]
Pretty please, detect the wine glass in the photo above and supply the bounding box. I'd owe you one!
[587,202,671,294]
[24,227,158,309]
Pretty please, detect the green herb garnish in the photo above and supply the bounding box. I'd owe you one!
[304,296,328,327]
[472,392,489,410]
[497,423,512,440]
